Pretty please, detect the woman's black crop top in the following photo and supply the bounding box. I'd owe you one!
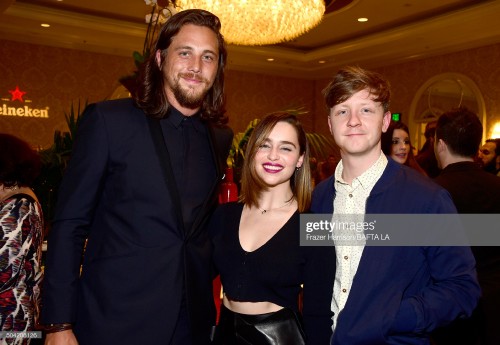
[209,202,335,344]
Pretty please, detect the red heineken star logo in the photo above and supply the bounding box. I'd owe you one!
[9,86,27,102]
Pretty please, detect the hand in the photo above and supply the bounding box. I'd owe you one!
[45,330,79,345]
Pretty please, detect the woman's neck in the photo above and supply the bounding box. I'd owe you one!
[257,185,294,211]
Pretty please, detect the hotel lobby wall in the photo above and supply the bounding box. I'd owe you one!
[2,38,499,150]
[314,42,500,143]
[0,39,316,150]
[0,39,134,149]
[225,70,316,135]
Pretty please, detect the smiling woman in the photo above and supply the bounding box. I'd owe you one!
[209,112,335,344]
[381,120,427,175]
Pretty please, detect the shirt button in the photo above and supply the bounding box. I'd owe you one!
[342,288,347,293]
[349,194,353,198]
[344,255,348,260]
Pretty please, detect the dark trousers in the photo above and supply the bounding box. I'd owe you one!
[170,298,193,345]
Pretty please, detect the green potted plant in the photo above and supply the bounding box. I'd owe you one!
[33,101,86,229]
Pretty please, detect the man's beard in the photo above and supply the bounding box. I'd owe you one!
[483,158,497,172]
[170,73,211,109]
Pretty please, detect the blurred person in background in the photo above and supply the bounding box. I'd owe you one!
[416,120,440,177]
[317,154,338,182]
[433,107,500,345]
[478,138,500,175]
[381,120,427,175]
[0,133,44,345]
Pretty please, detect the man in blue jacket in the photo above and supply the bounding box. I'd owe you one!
[311,66,480,345]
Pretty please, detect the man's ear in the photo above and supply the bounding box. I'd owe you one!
[434,138,447,170]
[381,111,391,133]
[327,113,334,136]
[436,138,447,153]
[155,50,162,69]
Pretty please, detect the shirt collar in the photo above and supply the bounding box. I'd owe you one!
[335,152,388,190]
[167,106,205,133]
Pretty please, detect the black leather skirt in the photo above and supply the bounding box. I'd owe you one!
[212,304,306,345]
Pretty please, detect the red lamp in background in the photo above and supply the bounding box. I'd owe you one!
[214,166,238,322]
[218,167,238,204]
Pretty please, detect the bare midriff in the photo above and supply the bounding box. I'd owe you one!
[223,295,284,315]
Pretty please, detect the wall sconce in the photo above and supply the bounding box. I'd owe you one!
[490,121,500,139]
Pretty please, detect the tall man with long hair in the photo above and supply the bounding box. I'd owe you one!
[41,9,233,345]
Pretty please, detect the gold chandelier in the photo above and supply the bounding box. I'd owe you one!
[176,0,326,46]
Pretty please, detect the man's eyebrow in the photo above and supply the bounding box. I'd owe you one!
[173,46,217,56]
[174,45,193,51]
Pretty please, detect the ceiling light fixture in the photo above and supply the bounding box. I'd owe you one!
[357,17,368,22]
[176,0,326,46]
[41,23,51,27]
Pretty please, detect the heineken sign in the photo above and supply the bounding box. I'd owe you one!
[1,86,49,118]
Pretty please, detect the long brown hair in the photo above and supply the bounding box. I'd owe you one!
[239,112,312,212]
[134,9,227,124]
[382,121,427,175]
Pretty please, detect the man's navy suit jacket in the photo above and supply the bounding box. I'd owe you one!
[311,157,480,345]
[41,98,233,345]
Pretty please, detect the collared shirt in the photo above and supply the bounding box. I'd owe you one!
[331,152,388,330]
[160,107,216,234]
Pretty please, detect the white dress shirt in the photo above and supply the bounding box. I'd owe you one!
[331,153,388,331]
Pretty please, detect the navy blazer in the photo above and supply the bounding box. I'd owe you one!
[311,157,480,345]
[41,98,233,345]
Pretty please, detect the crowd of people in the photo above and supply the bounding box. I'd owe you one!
[1,8,499,345]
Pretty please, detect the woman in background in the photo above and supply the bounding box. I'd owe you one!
[0,134,44,344]
[382,120,427,175]
[210,112,334,344]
